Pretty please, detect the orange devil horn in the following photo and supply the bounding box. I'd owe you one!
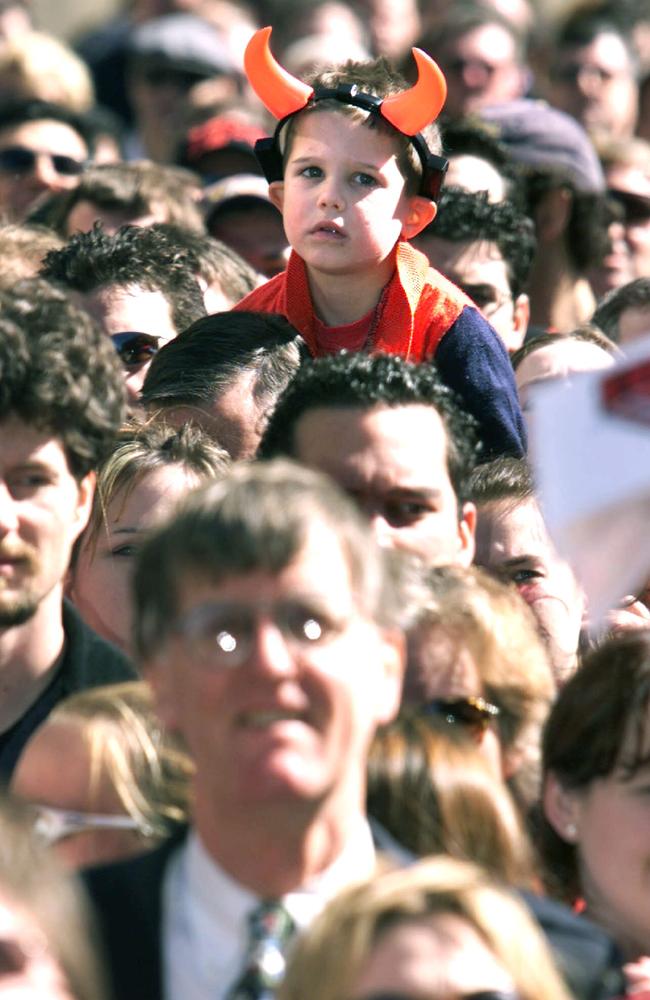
[381,48,447,135]
[244,26,314,120]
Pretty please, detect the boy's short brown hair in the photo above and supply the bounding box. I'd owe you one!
[281,57,443,196]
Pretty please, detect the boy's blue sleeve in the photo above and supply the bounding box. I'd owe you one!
[434,305,527,459]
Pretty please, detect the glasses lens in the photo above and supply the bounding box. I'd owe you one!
[0,147,36,174]
[609,190,650,225]
[111,333,160,367]
[421,698,498,737]
[51,153,85,176]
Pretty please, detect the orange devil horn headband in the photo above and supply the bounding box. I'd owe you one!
[244,27,447,134]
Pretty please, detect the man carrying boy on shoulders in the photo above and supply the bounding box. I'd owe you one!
[235,27,526,459]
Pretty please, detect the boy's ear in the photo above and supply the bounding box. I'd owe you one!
[401,197,437,240]
[268,181,285,212]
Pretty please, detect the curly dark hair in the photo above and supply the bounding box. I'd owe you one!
[430,188,536,299]
[40,224,207,334]
[258,351,481,503]
[0,278,126,478]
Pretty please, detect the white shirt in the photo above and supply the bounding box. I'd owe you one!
[162,819,377,1000]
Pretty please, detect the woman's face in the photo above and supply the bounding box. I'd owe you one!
[566,726,650,957]
[70,464,201,653]
[349,913,517,999]
[11,718,146,871]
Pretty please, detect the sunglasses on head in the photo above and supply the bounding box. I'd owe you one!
[608,188,650,226]
[0,145,86,177]
[419,696,500,740]
[111,332,161,368]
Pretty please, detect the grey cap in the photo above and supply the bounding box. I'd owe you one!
[480,99,605,194]
[128,14,240,79]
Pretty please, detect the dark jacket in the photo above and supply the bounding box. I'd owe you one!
[0,600,137,779]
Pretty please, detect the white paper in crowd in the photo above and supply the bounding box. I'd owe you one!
[528,333,650,629]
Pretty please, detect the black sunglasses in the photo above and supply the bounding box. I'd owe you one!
[0,145,86,177]
[608,188,650,226]
[111,332,161,368]
[419,696,500,740]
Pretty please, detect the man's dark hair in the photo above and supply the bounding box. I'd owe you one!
[468,456,534,506]
[0,277,126,479]
[0,98,94,156]
[429,188,536,299]
[524,171,610,273]
[592,278,650,343]
[553,10,639,77]
[142,311,302,411]
[259,351,481,504]
[150,225,258,305]
[33,161,204,236]
[40,224,206,334]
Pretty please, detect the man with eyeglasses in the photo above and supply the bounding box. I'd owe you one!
[0,99,92,222]
[40,223,207,403]
[85,460,407,1000]
[413,188,535,354]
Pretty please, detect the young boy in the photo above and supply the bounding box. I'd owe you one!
[235,27,526,458]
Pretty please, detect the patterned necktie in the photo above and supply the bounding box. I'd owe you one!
[225,899,296,1000]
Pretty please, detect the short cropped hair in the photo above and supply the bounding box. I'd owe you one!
[134,459,404,659]
[148,225,258,305]
[141,311,301,412]
[0,278,126,478]
[0,97,93,154]
[0,222,63,279]
[282,57,442,196]
[510,326,620,371]
[429,187,536,298]
[40,224,206,334]
[468,456,535,507]
[592,278,650,343]
[258,352,481,504]
[43,161,204,236]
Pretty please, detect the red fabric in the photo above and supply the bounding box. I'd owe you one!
[234,241,472,361]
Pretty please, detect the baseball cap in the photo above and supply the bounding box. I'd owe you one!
[481,99,605,193]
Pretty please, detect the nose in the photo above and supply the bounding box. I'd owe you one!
[247,617,296,677]
[0,482,19,536]
[30,153,61,192]
[317,177,345,212]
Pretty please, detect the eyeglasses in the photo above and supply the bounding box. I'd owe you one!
[0,145,86,177]
[458,282,512,318]
[171,598,354,668]
[111,332,161,368]
[419,696,500,740]
[33,804,150,846]
[607,189,650,226]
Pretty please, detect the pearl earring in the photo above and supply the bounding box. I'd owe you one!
[565,823,577,840]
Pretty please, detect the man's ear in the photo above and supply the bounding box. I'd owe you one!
[543,772,581,843]
[512,293,530,350]
[143,654,181,734]
[375,627,406,725]
[268,180,285,213]
[457,501,476,568]
[401,196,437,240]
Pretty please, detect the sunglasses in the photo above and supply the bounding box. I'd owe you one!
[33,804,150,846]
[607,188,650,226]
[350,993,520,1000]
[419,696,500,740]
[0,145,86,177]
[111,332,161,368]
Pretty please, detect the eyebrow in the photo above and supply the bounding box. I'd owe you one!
[289,155,383,171]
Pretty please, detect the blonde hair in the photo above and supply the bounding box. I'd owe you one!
[278,857,572,1000]
[407,566,555,808]
[51,681,194,841]
[0,32,94,113]
[368,715,534,886]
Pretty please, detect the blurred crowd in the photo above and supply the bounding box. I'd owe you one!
[0,0,646,999]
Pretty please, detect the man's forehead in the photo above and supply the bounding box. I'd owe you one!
[420,236,510,286]
[476,497,552,557]
[293,403,452,489]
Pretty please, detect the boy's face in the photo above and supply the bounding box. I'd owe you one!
[269,110,434,281]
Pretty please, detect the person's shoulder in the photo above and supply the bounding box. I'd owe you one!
[61,600,137,688]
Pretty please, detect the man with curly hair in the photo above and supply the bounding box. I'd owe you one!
[0,278,135,778]
[414,187,536,354]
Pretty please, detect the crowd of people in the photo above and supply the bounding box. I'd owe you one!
[0,0,647,997]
